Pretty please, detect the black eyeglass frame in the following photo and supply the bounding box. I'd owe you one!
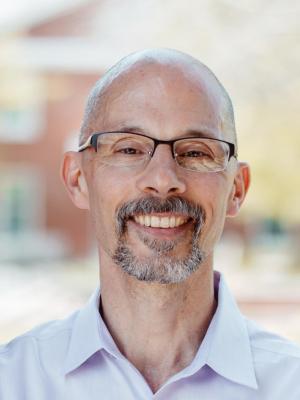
[78,131,237,160]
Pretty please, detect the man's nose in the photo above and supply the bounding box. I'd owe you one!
[135,144,187,196]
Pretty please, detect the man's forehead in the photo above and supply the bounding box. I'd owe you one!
[99,69,223,140]
[102,53,222,103]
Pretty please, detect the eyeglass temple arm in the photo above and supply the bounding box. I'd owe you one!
[78,135,93,152]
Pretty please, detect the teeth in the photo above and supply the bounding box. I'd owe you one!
[134,215,188,228]
[160,217,170,228]
[176,217,182,226]
[170,216,176,228]
[145,215,151,227]
[151,216,160,228]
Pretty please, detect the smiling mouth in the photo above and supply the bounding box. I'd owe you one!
[133,214,190,229]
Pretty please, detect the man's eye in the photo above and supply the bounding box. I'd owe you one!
[116,147,145,155]
[181,150,212,158]
[119,147,139,154]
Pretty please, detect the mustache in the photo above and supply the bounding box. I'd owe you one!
[115,196,206,236]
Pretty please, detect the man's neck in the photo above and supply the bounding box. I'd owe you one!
[99,255,217,393]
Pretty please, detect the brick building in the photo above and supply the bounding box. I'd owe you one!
[0,0,104,261]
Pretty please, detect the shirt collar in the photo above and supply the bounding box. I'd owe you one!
[205,271,258,389]
[64,289,120,374]
[64,272,258,389]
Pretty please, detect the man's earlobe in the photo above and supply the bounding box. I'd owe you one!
[61,151,90,210]
[226,162,250,217]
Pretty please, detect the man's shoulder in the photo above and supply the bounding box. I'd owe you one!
[243,317,300,397]
[0,310,79,369]
[245,317,300,363]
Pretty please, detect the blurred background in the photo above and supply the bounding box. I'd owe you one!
[0,0,299,343]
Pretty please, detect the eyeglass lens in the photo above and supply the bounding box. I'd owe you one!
[96,132,230,172]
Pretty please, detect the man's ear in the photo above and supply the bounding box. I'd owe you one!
[61,151,90,210]
[226,162,250,217]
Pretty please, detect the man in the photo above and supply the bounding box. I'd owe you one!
[0,48,299,399]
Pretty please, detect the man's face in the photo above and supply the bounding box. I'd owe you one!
[80,64,244,283]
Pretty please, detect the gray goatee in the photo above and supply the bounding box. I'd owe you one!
[113,196,206,284]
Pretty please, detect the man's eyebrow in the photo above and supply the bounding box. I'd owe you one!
[113,125,147,134]
[183,128,217,139]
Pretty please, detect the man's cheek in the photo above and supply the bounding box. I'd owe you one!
[89,195,111,236]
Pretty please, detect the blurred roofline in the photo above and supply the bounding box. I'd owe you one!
[0,37,119,72]
[0,0,92,34]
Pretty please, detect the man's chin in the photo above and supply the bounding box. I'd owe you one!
[112,241,205,284]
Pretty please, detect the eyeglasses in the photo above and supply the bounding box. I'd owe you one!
[78,131,237,173]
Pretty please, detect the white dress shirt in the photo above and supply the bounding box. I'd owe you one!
[0,271,299,399]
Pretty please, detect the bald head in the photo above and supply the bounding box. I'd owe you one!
[79,48,236,147]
